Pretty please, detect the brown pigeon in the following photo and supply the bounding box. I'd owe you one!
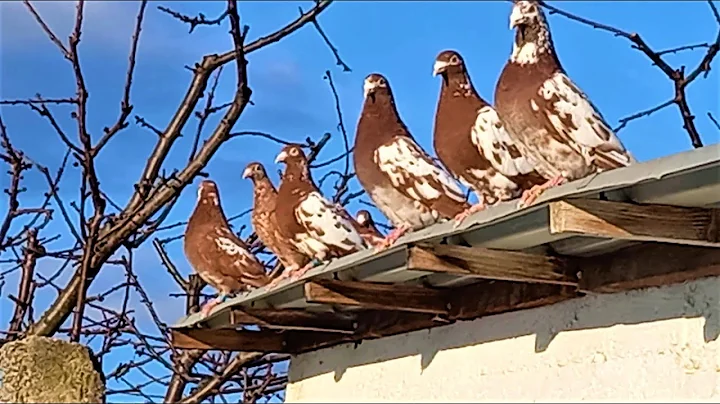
[432,49,544,224]
[184,180,270,318]
[242,162,310,282]
[355,209,384,240]
[274,144,369,280]
[494,0,635,207]
[354,73,470,249]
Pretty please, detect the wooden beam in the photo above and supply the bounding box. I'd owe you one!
[304,279,450,314]
[448,281,573,321]
[408,244,577,286]
[549,199,720,247]
[579,242,720,293]
[289,282,574,354]
[230,308,359,334]
[171,328,286,352]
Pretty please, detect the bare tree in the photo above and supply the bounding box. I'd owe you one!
[1,1,718,402]
[0,0,361,401]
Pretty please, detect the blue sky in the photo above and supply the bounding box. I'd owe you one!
[1,1,718,402]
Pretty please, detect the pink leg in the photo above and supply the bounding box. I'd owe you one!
[289,258,323,280]
[266,265,299,290]
[518,174,567,209]
[199,295,223,319]
[453,202,486,228]
[374,224,410,252]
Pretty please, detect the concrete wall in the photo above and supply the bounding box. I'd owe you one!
[286,277,720,402]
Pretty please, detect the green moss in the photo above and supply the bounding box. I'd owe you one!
[0,336,105,403]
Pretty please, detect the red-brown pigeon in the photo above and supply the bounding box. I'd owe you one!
[432,49,544,225]
[242,162,310,285]
[274,144,369,280]
[184,180,270,318]
[354,73,470,249]
[355,209,384,240]
[494,0,635,207]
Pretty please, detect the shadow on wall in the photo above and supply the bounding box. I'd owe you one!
[289,276,720,383]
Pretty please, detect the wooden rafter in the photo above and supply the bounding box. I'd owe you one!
[171,329,286,352]
[549,199,720,247]
[230,308,358,334]
[578,242,720,293]
[304,279,450,314]
[408,244,577,286]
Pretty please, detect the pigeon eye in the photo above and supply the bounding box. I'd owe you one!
[290,148,299,156]
[450,55,459,64]
[378,79,386,86]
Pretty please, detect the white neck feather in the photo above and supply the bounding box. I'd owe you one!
[510,25,552,65]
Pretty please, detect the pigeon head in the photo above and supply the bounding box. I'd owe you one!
[433,50,465,77]
[509,0,553,65]
[242,161,268,182]
[356,209,374,226]
[276,144,311,184]
[275,144,308,167]
[509,0,545,30]
[197,180,220,206]
[363,73,392,101]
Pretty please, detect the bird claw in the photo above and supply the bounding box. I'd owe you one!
[290,260,320,280]
[517,188,540,209]
[266,272,290,290]
[374,226,409,252]
[452,203,485,228]
[518,175,566,209]
[199,299,220,319]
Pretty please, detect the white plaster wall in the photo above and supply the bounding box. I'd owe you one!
[286,277,720,402]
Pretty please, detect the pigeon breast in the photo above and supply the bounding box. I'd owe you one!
[184,181,270,294]
[354,74,469,230]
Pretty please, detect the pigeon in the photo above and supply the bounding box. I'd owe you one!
[184,180,270,318]
[242,162,310,285]
[494,0,635,207]
[432,49,545,224]
[355,209,384,240]
[274,144,369,280]
[354,73,470,249]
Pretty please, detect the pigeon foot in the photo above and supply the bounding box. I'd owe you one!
[266,265,299,290]
[290,259,323,280]
[199,296,223,319]
[374,225,410,252]
[518,174,567,209]
[453,203,486,228]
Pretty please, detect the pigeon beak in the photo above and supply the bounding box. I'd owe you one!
[275,151,288,164]
[509,7,523,29]
[433,61,448,77]
[363,83,375,98]
[241,167,252,179]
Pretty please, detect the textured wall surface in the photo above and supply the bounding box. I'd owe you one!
[0,336,105,403]
[286,277,720,402]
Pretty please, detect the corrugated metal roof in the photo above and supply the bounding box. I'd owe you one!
[172,144,720,329]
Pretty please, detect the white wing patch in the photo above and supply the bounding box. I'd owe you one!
[537,72,632,167]
[295,192,366,253]
[472,106,536,177]
[214,236,261,266]
[374,136,465,204]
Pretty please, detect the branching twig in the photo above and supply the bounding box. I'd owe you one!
[541,0,720,148]
[158,5,229,33]
[93,0,148,156]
